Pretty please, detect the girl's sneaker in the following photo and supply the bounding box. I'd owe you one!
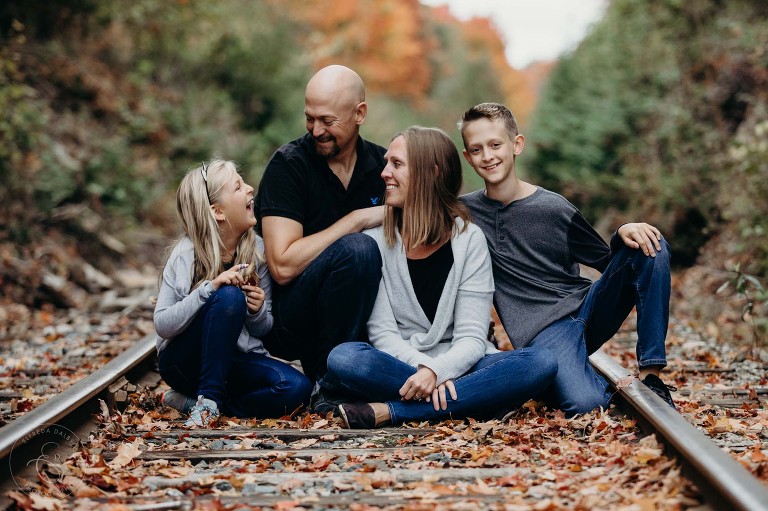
[161,389,196,414]
[185,395,220,428]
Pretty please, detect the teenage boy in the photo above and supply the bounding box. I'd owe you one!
[458,102,674,416]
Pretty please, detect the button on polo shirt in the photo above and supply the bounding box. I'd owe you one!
[256,133,386,237]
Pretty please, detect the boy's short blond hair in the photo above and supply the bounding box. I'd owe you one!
[458,102,519,147]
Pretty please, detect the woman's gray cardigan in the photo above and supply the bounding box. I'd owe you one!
[365,218,497,385]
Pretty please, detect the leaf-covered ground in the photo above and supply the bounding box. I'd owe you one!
[2,270,767,510]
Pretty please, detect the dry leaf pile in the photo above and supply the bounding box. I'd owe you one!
[8,389,704,510]
[604,316,768,483]
[0,306,153,426]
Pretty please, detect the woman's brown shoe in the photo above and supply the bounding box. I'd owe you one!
[338,403,376,429]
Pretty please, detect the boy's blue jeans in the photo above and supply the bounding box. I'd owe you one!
[158,286,311,418]
[324,342,558,424]
[529,239,671,416]
[264,233,382,383]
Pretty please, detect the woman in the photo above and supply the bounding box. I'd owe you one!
[154,160,311,427]
[324,127,558,428]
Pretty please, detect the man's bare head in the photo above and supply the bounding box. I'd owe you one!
[304,65,368,159]
[305,65,365,108]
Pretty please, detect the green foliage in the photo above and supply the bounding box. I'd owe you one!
[723,115,768,275]
[0,25,52,239]
[718,263,768,356]
[525,0,768,268]
[0,0,312,238]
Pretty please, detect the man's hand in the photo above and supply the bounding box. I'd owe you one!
[618,222,662,257]
[399,366,437,401]
[262,206,385,286]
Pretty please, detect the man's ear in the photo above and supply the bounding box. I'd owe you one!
[355,101,367,125]
[513,134,525,156]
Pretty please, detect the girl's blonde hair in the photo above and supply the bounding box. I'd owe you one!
[383,126,470,249]
[174,159,263,290]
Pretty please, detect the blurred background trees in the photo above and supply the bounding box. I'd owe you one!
[1,0,766,342]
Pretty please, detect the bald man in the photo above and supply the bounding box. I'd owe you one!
[256,66,386,410]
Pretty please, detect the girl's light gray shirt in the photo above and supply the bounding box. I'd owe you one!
[365,218,498,385]
[153,236,272,355]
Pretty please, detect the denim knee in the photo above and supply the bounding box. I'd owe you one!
[327,342,369,378]
[278,372,312,405]
[528,347,559,385]
[631,236,671,271]
[210,285,247,321]
[334,233,382,278]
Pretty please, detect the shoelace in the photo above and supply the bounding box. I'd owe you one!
[187,396,218,426]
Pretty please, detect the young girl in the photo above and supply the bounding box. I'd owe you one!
[324,127,558,428]
[154,160,311,427]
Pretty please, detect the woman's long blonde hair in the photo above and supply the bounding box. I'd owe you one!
[383,126,470,249]
[173,159,263,290]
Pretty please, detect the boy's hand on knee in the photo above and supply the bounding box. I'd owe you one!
[618,223,662,257]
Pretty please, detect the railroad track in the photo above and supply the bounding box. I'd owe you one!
[2,332,767,510]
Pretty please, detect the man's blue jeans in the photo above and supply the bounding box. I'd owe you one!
[325,342,558,424]
[264,233,382,382]
[158,286,312,418]
[529,239,671,415]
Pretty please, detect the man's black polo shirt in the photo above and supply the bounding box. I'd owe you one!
[256,133,386,236]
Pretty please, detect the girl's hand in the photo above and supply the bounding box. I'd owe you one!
[399,366,437,401]
[242,284,265,313]
[211,264,247,290]
[427,380,457,411]
[618,222,662,257]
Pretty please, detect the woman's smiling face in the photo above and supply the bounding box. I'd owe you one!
[381,135,410,209]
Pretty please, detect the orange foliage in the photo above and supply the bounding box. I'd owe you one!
[460,17,536,126]
[275,0,549,120]
[279,0,433,99]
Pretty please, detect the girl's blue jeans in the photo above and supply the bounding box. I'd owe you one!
[530,239,671,415]
[158,286,311,418]
[324,342,558,424]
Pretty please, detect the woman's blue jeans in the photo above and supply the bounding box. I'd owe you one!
[325,342,558,424]
[264,233,382,383]
[158,286,311,418]
[530,239,671,416]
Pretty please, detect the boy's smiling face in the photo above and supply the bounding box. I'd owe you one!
[462,117,524,186]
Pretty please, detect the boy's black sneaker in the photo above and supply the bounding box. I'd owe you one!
[642,374,677,409]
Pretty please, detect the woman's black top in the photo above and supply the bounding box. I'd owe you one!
[407,241,453,323]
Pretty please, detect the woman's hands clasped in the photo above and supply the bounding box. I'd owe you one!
[211,264,265,314]
[428,380,457,411]
[399,367,458,411]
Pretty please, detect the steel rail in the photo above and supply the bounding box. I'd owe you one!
[0,332,156,460]
[590,350,768,511]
